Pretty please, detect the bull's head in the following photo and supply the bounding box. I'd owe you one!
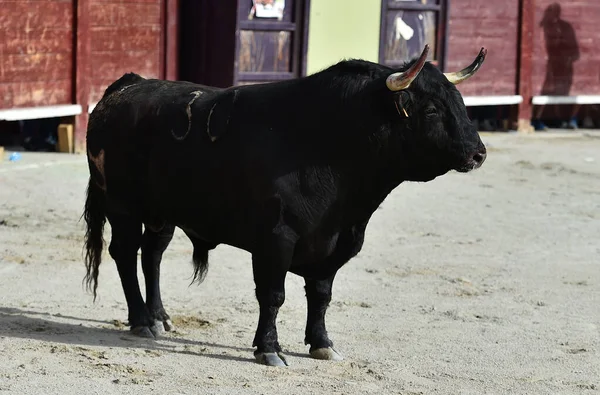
[383,44,487,181]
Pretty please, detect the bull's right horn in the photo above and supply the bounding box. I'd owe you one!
[386,44,430,91]
[444,48,487,85]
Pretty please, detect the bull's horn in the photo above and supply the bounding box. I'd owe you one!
[444,47,487,85]
[386,44,430,91]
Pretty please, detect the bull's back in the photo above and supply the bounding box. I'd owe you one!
[86,74,224,211]
[89,74,220,142]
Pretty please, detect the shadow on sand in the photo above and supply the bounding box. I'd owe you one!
[0,306,254,364]
[0,307,314,363]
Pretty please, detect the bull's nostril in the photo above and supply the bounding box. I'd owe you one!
[473,152,486,164]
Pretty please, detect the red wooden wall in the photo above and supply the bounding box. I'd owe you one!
[532,0,600,96]
[0,0,171,151]
[0,0,74,108]
[446,0,520,96]
[0,0,166,107]
[88,0,164,104]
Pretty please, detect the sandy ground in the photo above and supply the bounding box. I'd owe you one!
[0,131,598,394]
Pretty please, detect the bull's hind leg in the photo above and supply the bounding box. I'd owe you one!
[304,274,343,361]
[141,223,176,335]
[106,214,155,338]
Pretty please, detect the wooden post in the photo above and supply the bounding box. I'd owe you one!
[516,0,535,133]
[74,0,91,153]
[57,124,74,153]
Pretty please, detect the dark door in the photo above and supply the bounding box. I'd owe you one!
[234,0,310,85]
[379,0,449,70]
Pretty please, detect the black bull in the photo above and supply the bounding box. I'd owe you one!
[83,45,488,366]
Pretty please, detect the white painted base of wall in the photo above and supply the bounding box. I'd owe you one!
[532,95,600,105]
[0,105,82,121]
[463,95,523,106]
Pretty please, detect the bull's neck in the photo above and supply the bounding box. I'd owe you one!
[335,119,408,225]
[344,156,405,224]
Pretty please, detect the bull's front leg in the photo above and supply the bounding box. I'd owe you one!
[251,227,296,367]
[304,274,343,361]
[302,223,366,361]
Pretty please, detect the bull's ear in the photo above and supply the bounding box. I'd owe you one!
[444,48,487,85]
[394,91,411,118]
[398,91,411,105]
[386,45,429,91]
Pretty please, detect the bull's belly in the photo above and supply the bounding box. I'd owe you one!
[102,159,352,265]
[146,200,250,246]
[290,232,340,270]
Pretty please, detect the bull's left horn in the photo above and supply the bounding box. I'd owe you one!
[444,47,487,85]
[386,44,430,91]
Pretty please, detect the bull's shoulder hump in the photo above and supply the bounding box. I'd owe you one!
[102,72,146,98]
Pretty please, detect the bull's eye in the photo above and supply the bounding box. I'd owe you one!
[425,106,437,117]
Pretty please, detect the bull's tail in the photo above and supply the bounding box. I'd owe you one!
[83,177,106,301]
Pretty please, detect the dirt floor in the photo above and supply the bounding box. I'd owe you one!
[0,131,599,394]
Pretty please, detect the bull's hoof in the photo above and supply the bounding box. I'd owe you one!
[163,319,175,332]
[254,352,289,367]
[150,321,165,337]
[309,347,343,361]
[131,319,174,339]
[131,326,156,338]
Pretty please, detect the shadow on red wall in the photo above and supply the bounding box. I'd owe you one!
[533,3,583,129]
[539,3,579,96]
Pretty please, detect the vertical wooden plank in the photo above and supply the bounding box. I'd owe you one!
[516,0,535,133]
[301,0,311,77]
[441,0,450,71]
[159,0,166,80]
[74,0,91,153]
[290,0,302,77]
[164,0,180,81]
[233,0,242,86]
[378,1,388,64]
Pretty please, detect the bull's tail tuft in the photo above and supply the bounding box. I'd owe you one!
[83,178,107,301]
[190,244,210,286]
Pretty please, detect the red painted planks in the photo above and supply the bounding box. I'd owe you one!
[0,28,73,55]
[90,26,161,52]
[89,3,161,26]
[0,53,72,83]
[446,0,520,96]
[0,0,166,116]
[0,2,73,29]
[90,0,160,3]
[0,80,71,108]
[0,0,74,108]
